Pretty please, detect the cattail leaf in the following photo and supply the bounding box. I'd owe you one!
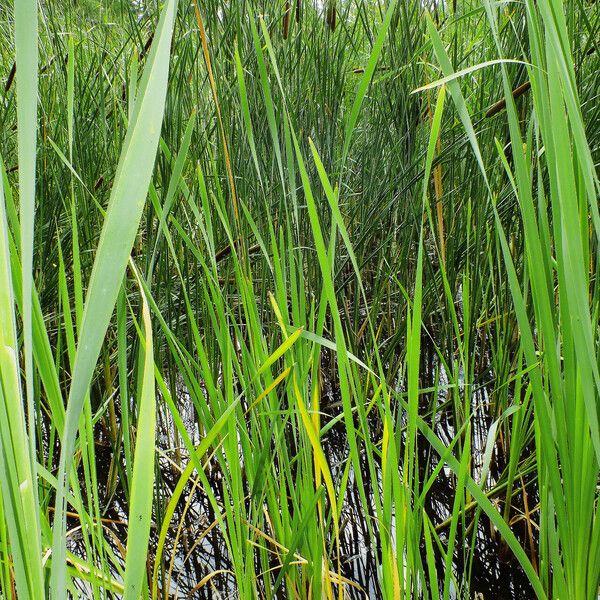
[49,1,178,596]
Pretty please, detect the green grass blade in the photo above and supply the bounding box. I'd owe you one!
[0,144,44,600]
[14,0,38,464]
[123,271,155,600]
[50,1,178,595]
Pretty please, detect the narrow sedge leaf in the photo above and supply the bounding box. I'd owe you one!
[123,275,155,600]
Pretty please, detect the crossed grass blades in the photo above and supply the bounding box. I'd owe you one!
[0,0,599,598]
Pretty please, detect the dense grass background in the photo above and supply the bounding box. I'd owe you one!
[0,0,599,597]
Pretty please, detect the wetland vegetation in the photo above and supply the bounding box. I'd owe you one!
[0,0,599,598]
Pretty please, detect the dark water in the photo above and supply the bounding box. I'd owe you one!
[64,372,536,599]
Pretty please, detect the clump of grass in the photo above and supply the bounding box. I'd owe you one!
[0,0,599,598]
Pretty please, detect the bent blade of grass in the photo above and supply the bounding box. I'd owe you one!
[296,329,373,375]
[424,14,490,191]
[308,139,362,294]
[255,326,303,379]
[123,270,155,600]
[411,59,528,93]
[50,0,178,596]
